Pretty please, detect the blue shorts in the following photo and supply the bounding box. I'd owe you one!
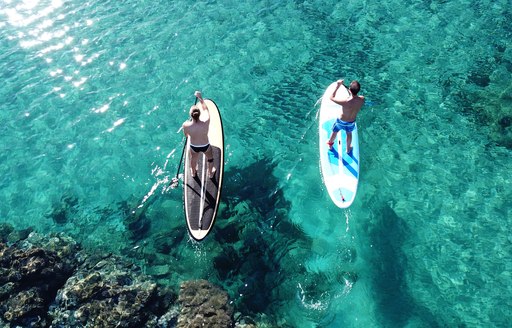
[332,118,356,133]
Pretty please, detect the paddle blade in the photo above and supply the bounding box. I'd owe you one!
[169,177,179,189]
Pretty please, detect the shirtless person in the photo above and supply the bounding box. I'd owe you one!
[182,91,215,178]
[327,79,365,153]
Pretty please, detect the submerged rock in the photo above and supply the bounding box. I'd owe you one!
[177,279,234,328]
[120,200,151,242]
[46,195,79,225]
[49,249,178,327]
[0,233,79,327]
[0,223,14,241]
[0,222,33,244]
[0,232,181,327]
[153,229,185,255]
[0,230,246,328]
[499,115,511,128]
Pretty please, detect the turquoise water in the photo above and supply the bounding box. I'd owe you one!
[1,0,511,326]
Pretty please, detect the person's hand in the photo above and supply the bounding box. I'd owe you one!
[337,79,344,86]
[194,91,202,99]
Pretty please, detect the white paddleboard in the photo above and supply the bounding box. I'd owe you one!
[319,82,360,208]
[184,99,224,241]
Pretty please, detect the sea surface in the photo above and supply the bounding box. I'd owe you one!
[1,0,511,327]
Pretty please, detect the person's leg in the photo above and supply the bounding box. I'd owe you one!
[205,146,216,178]
[346,132,353,153]
[190,149,199,176]
[327,131,337,147]
[328,121,341,149]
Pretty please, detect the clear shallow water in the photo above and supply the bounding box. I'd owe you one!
[1,0,511,327]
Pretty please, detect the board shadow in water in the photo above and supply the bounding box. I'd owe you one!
[213,157,312,316]
[366,203,441,327]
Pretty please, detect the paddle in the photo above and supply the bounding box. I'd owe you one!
[169,96,199,189]
[169,139,186,189]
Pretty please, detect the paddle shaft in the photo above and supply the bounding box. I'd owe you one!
[173,140,186,180]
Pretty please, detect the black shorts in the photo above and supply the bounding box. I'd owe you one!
[190,143,210,153]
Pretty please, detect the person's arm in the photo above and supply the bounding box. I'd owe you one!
[330,80,349,105]
[194,91,209,111]
[194,90,210,122]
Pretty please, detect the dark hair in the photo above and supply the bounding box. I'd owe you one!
[191,107,200,121]
[349,81,361,95]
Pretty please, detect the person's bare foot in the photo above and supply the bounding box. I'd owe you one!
[190,164,199,177]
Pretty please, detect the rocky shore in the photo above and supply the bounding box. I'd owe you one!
[0,225,253,328]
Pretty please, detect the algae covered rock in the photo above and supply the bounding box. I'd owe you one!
[178,279,234,328]
[0,232,180,328]
[0,233,79,327]
[49,253,176,327]
[0,228,254,328]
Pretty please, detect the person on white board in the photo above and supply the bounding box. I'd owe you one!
[326,79,365,154]
[182,91,216,178]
